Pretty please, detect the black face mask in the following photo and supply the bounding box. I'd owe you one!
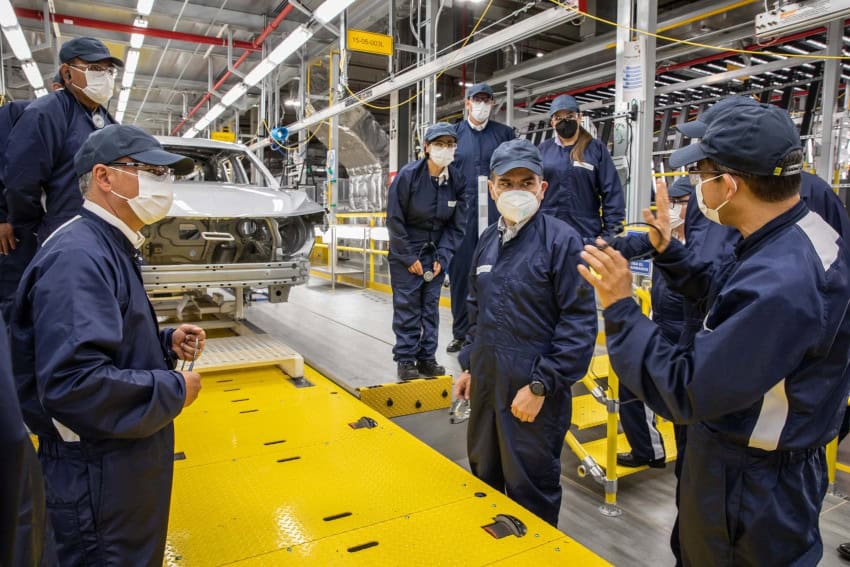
[555,119,578,139]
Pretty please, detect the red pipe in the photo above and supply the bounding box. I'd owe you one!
[16,8,258,51]
[171,3,295,135]
[517,24,836,108]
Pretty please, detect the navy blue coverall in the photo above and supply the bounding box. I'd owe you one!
[387,158,467,363]
[538,136,625,240]
[0,100,33,322]
[605,201,850,565]
[458,212,597,526]
[613,235,672,464]
[656,170,850,564]
[447,120,514,341]
[3,89,115,244]
[11,208,187,566]
[1,312,55,566]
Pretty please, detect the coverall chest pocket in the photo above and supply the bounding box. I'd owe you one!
[435,183,458,223]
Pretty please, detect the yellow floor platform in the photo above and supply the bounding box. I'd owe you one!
[167,364,609,566]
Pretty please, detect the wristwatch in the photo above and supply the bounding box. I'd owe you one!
[529,380,546,397]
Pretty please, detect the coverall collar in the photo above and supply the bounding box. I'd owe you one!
[735,200,807,259]
[468,117,489,132]
[83,200,145,249]
[497,211,536,244]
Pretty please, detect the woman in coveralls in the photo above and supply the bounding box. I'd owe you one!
[538,94,625,241]
[387,123,467,380]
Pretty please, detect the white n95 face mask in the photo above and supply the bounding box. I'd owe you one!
[429,147,455,168]
[79,69,115,106]
[669,203,685,229]
[695,174,732,225]
[470,101,491,123]
[496,190,540,224]
[110,169,174,224]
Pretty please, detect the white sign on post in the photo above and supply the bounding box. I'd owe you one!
[622,39,645,102]
[477,175,489,237]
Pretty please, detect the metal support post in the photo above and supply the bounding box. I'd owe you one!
[329,47,341,289]
[632,0,656,222]
[422,0,437,129]
[817,19,842,184]
[388,0,395,77]
[506,79,514,127]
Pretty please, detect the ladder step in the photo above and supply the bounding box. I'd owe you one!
[580,421,678,479]
[571,394,607,430]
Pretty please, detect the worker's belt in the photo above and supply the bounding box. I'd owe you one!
[692,422,823,465]
[37,436,117,460]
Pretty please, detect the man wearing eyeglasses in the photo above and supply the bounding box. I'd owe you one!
[447,83,516,355]
[3,37,121,256]
[580,103,850,565]
[10,125,204,565]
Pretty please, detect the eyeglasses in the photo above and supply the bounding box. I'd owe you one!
[430,141,457,150]
[70,64,119,78]
[471,96,493,104]
[108,162,174,180]
[687,167,724,186]
[552,113,578,122]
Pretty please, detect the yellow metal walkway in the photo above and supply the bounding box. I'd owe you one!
[166,364,609,566]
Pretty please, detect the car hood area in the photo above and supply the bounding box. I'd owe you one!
[168,183,325,218]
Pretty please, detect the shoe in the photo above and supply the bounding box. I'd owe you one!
[417,359,446,377]
[446,338,464,353]
[838,542,850,561]
[397,361,419,381]
[616,452,666,469]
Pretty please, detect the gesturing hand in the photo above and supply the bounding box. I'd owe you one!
[577,241,634,309]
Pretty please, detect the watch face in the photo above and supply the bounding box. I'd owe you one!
[530,381,545,396]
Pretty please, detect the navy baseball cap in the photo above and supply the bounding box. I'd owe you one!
[424,122,457,142]
[549,94,580,117]
[669,104,803,176]
[677,96,760,138]
[668,176,694,198]
[490,139,543,177]
[60,37,124,67]
[466,83,494,99]
[75,125,194,177]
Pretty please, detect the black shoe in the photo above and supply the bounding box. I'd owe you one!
[397,361,419,381]
[838,542,850,561]
[446,338,464,353]
[617,452,666,469]
[417,359,446,377]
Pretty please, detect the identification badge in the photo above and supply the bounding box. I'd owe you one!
[448,200,457,208]
[476,265,492,275]
[92,114,105,129]
[574,161,595,171]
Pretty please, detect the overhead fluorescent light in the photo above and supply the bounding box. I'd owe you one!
[284,99,300,107]
[243,59,276,87]
[34,87,48,98]
[221,83,248,107]
[0,0,16,27]
[195,117,211,131]
[268,25,313,64]
[183,127,198,138]
[130,17,148,49]
[122,49,140,88]
[21,60,44,89]
[137,0,155,16]
[4,25,33,61]
[314,0,356,25]
[206,103,227,122]
[115,110,125,123]
[117,88,131,112]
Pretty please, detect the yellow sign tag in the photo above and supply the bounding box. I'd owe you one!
[211,130,236,143]
[347,29,393,57]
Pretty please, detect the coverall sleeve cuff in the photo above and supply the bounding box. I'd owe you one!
[458,347,471,371]
[652,238,688,266]
[602,297,642,336]
[160,328,179,369]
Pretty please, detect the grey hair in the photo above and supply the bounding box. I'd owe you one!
[79,172,93,196]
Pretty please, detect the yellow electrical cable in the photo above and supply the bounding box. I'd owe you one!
[262,118,324,151]
[343,0,495,111]
[549,0,850,60]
